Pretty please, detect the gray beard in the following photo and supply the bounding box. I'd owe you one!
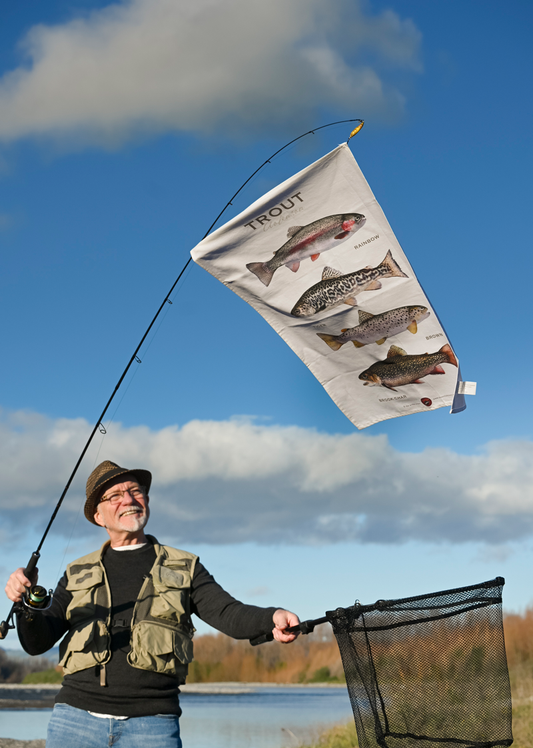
[111,511,148,533]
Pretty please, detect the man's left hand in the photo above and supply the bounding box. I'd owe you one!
[272,609,300,643]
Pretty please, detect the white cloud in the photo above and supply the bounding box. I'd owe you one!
[1,408,533,547]
[0,0,422,146]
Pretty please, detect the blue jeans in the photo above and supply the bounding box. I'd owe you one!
[46,703,182,747]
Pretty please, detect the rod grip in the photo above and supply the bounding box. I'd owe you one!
[25,552,40,577]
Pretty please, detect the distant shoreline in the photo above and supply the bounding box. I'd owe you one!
[0,680,346,709]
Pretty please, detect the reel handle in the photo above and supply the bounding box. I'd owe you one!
[0,619,10,639]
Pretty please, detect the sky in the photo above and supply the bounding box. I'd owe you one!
[1,0,533,649]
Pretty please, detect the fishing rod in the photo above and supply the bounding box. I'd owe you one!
[0,118,364,640]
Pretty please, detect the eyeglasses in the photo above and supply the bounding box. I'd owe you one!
[99,486,147,505]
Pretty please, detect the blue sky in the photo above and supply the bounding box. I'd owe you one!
[1,0,533,647]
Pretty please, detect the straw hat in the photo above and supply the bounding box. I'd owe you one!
[84,460,152,525]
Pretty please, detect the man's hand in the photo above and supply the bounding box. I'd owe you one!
[272,608,300,643]
[5,567,38,604]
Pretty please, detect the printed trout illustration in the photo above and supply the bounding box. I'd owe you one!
[358,344,458,391]
[246,213,366,287]
[290,250,407,317]
[317,305,430,351]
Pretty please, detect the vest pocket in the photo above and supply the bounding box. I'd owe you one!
[129,621,194,675]
[59,619,109,675]
[65,566,105,625]
[151,566,191,623]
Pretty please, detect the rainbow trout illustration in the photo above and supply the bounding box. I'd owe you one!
[246,213,366,287]
[359,344,458,391]
[290,250,407,317]
[317,305,430,351]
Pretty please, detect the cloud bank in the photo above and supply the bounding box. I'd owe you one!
[1,408,532,547]
[0,0,422,145]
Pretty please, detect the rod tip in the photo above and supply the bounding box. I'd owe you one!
[347,121,364,142]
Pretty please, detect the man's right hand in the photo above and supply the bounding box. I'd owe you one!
[5,567,39,603]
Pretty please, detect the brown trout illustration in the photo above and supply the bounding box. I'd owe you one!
[317,305,430,350]
[290,250,407,317]
[358,344,458,391]
[246,213,366,287]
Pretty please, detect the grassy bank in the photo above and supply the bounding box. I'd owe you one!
[22,667,62,684]
[300,722,358,748]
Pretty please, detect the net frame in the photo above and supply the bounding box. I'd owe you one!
[327,577,512,748]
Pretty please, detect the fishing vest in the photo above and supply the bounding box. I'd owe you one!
[58,536,198,685]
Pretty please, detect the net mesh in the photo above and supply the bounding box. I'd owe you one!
[327,578,512,748]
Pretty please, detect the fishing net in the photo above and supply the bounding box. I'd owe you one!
[327,577,512,748]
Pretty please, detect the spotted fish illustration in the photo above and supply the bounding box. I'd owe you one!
[290,250,407,318]
[246,213,366,287]
[358,344,458,391]
[317,305,430,351]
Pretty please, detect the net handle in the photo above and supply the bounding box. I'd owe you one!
[249,615,328,646]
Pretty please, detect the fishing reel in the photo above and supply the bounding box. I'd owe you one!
[21,585,53,617]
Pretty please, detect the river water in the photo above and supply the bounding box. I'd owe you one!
[0,685,354,747]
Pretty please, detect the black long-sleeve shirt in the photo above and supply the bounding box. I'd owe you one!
[17,541,277,717]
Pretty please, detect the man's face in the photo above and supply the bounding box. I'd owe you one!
[93,474,150,536]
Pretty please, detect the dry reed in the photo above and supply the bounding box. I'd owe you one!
[188,623,343,683]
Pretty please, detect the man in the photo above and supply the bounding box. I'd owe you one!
[5,460,300,748]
